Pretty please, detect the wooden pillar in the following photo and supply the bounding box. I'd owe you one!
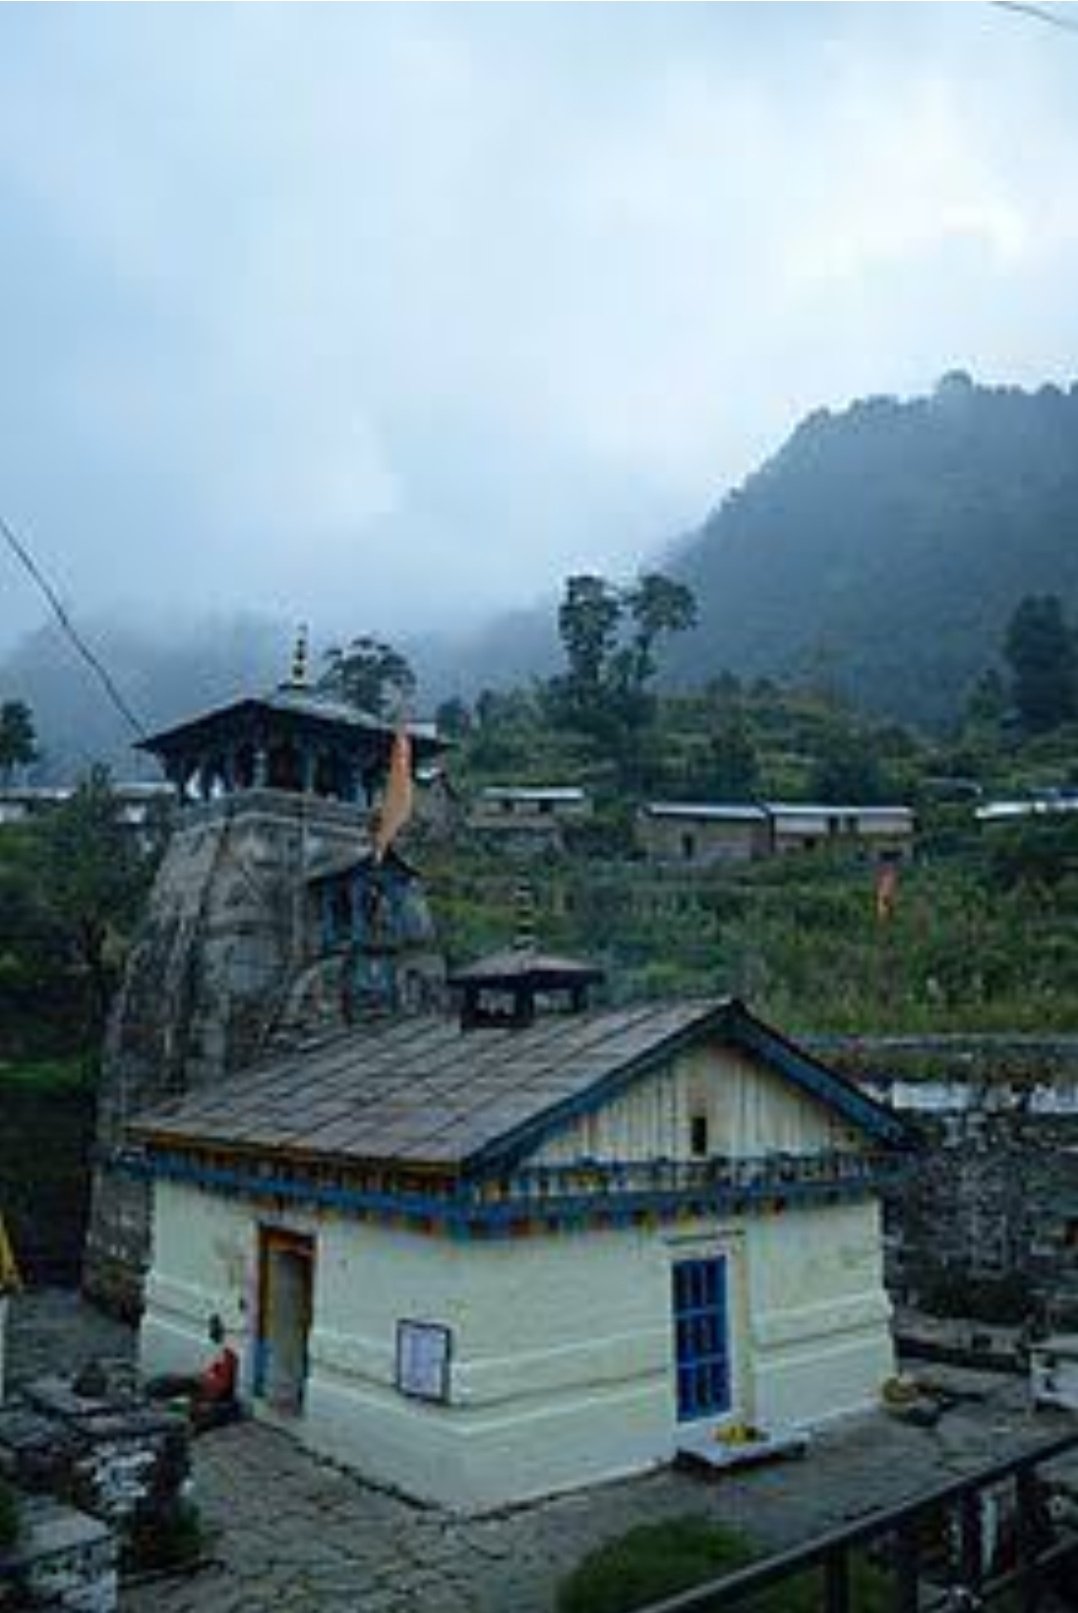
[300,746,316,795]
[345,761,366,807]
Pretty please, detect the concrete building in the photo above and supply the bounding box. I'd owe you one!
[766,804,915,861]
[975,793,1078,826]
[636,803,771,866]
[468,786,592,854]
[130,962,910,1511]
[637,801,914,867]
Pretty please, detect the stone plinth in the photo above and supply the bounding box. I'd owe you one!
[0,1494,116,1612]
[0,1374,188,1551]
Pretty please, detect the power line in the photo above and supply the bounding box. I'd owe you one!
[992,2,1078,34]
[1,511,147,739]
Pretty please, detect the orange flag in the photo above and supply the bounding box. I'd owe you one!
[0,1212,21,1293]
[875,862,898,923]
[375,728,413,861]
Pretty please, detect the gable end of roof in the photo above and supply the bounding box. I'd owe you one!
[463,999,910,1175]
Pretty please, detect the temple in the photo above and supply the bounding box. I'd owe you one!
[138,684,441,809]
[83,657,446,1315]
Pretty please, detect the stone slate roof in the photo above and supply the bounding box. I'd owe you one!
[138,687,444,760]
[447,948,604,989]
[131,999,908,1173]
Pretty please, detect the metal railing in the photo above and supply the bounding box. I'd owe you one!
[635,1430,1078,1612]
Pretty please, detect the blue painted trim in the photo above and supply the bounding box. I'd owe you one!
[121,1146,909,1237]
[673,1255,731,1422]
[729,1010,910,1147]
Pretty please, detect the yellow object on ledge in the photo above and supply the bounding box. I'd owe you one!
[715,1421,764,1447]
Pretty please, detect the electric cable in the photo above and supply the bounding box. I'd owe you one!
[1,511,147,739]
[992,1,1078,34]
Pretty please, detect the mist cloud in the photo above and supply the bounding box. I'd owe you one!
[3,3,1078,654]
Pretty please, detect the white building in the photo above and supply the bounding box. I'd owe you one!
[130,957,910,1512]
[975,794,1078,826]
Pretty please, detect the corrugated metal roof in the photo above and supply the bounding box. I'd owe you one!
[479,786,588,803]
[642,802,768,823]
[766,802,913,822]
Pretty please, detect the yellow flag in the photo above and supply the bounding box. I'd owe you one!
[374,729,413,861]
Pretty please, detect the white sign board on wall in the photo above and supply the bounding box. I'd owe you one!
[396,1319,452,1402]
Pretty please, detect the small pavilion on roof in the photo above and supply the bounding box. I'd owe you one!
[138,681,444,809]
[449,947,605,1029]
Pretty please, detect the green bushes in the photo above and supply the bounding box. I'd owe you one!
[123,1499,204,1573]
[556,1517,754,1613]
[555,1516,892,1613]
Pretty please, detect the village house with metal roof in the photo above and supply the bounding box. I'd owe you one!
[638,800,915,866]
[468,784,592,854]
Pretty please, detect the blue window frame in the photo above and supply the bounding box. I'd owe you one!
[672,1255,731,1422]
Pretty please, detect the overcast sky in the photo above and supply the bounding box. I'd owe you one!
[3,1,1078,657]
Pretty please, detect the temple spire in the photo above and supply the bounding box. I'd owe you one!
[289,624,310,689]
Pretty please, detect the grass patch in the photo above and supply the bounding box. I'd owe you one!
[556,1516,892,1613]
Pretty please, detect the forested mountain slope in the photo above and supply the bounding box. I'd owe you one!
[667,374,1078,725]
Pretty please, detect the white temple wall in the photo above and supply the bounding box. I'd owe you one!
[140,1180,894,1510]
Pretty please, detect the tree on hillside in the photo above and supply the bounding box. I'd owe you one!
[549,572,696,775]
[808,724,885,804]
[319,636,416,719]
[1004,595,1077,734]
[29,768,158,1040]
[709,712,759,801]
[621,573,697,690]
[555,575,623,731]
[435,696,472,739]
[0,700,37,782]
[964,668,1008,733]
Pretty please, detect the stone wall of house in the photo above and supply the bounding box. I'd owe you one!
[820,1036,1078,1329]
[889,1109,1077,1324]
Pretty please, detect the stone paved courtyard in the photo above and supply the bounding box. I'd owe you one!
[6,1289,1078,1611]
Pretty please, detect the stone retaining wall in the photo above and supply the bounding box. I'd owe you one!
[0,1496,116,1613]
[820,1037,1078,1329]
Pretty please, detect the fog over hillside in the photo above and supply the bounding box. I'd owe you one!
[6,373,1078,777]
[664,374,1078,724]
